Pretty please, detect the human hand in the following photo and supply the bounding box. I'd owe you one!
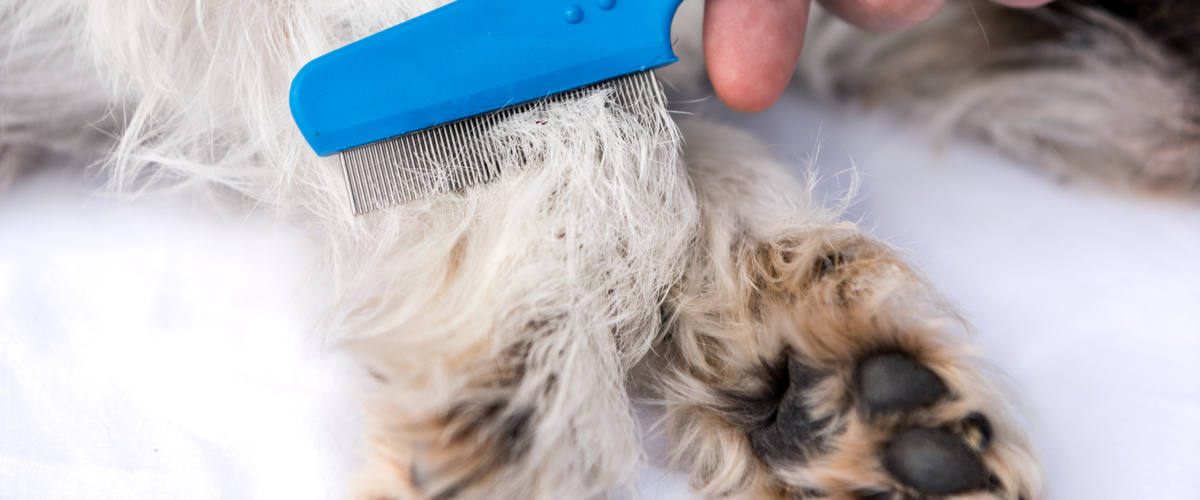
[703,0,1055,112]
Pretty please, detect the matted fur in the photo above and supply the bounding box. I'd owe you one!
[2,0,1045,499]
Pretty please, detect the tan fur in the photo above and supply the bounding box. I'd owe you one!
[646,122,1043,499]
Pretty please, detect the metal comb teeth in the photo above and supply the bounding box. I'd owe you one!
[339,69,668,215]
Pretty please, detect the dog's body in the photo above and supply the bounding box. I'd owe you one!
[8,0,1193,498]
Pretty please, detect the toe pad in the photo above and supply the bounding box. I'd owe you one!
[883,427,987,495]
[856,352,948,415]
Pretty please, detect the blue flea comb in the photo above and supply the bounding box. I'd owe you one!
[290,0,685,214]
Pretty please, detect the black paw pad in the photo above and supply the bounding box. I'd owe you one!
[749,357,826,465]
[856,352,948,415]
[882,427,987,495]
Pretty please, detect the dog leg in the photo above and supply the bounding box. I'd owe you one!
[332,87,698,500]
[347,293,658,500]
[651,121,1043,500]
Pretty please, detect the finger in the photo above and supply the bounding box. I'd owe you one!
[989,0,1053,7]
[816,0,946,32]
[704,0,811,113]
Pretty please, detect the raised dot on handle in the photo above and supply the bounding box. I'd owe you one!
[564,5,583,23]
[597,0,615,10]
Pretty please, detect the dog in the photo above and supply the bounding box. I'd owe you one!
[16,0,1190,498]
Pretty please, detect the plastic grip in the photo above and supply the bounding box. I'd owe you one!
[289,0,685,156]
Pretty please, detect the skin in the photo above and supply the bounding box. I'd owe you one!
[704,0,1056,112]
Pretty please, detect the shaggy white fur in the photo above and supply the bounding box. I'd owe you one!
[1,0,1045,499]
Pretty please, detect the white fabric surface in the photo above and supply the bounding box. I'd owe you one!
[2,91,1198,499]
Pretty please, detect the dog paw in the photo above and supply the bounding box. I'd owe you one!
[657,234,1042,500]
[745,350,1015,499]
